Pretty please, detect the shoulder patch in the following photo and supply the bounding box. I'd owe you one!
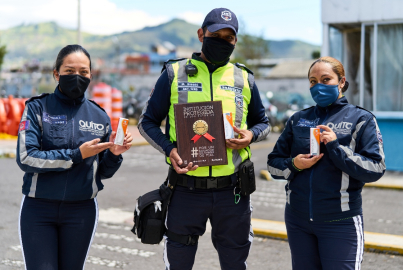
[25,93,49,104]
[161,58,187,73]
[301,106,315,111]
[88,99,106,113]
[235,62,254,75]
[356,106,376,118]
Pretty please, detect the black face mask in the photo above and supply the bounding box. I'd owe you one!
[201,37,235,66]
[58,74,90,99]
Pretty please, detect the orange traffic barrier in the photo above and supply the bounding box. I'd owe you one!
[5,95,22,136]
[0,99,7,133]
[111,88,123,131]
[92,83,112,119]
[17,98,28,115]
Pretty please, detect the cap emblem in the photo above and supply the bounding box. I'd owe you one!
[221,11,232,21]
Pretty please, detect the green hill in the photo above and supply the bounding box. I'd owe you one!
[0,19,320,63]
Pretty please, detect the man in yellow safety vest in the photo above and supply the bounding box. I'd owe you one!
[139,7,270,269]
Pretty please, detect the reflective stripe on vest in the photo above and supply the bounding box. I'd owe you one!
[166,58,252,177]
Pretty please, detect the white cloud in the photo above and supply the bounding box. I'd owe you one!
[0,0,169,35]
[177,11,204,25]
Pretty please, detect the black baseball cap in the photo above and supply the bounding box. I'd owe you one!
[201,8,238,35]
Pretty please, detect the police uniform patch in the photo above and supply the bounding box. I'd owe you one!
[377,131,383,144]
[235,95,243,108]
[19,120,30,132]
[221,11,232,21]
[220,85,242,95]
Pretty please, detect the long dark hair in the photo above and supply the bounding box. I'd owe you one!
[53,44,92,79]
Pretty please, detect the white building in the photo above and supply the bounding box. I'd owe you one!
[321,0,403,171]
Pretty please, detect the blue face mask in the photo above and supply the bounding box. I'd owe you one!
[310,82,340,107]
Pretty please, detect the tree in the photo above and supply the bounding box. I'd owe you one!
[232,32,269,78]
[0,39,6,70]
[311,50,321,59]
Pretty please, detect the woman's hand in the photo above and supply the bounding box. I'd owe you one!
[293,154,324,170]
[226,126,253,150]
[169,148,198,174]
[79,138,113,159]
[109,131,133,156]
[317,125,337,145]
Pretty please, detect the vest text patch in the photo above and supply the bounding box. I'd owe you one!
[220,85,242,94]
[178,82,203,92]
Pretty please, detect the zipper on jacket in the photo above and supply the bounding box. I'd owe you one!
[72,100,75,149]
[309,108,330,221]
[309,168,314,221]
[209,72,213,177]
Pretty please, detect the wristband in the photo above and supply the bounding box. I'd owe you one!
[292,158,303,171]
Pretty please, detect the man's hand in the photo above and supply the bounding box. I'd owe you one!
[317,125,337,145]
[79,138,113,159]
[169,148,198,174]
[226,126,253,150]
[293,154,324,170]
[109,131,133,156]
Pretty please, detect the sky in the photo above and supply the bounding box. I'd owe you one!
[0,0,322,45]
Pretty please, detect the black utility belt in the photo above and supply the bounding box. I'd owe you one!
[174,173,233,189]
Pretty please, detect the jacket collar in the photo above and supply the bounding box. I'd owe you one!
[192,52,229,73]
[54,85,86,105]
[316,96,349,114]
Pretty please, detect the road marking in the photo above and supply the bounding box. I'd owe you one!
[91,244,156,257]
[95,232,135,242]
[99,222,132,231]
[99,208,133,225]
[86,256,127,268]
[1,259,24,267]
[10,245,21,251]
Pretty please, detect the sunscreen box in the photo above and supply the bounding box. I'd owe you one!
[223,112,234,139]
[114,118,129,146]
[310,128,320,156]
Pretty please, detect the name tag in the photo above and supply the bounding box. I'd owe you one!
[178,82,203,92]
[43,112,67,125]
[296,118,319,128]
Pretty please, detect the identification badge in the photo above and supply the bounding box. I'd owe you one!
[178,82,202,92]
[43,112,67,125]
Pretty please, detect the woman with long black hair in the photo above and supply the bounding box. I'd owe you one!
[16,44,132,269]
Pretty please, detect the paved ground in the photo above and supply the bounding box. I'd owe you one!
[1,131,403,269]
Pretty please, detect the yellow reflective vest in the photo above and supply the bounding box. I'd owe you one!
[165,58,253,177]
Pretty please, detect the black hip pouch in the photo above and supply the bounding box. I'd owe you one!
[238,159,256,196]
[131,184,172,244]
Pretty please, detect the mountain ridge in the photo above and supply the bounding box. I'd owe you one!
[0,19,320,63]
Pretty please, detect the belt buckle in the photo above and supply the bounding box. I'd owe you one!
[206,178,218,189]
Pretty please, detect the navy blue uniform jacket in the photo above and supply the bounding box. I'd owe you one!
[267,97,386,221]
[16,87,123,201]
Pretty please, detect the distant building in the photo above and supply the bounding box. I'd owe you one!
[321,0,403,171]
[124,54,150,74]
[252,59,315,124]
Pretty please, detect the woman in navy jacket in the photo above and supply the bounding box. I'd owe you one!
[16,45,133,269]
[267,57,385,270]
